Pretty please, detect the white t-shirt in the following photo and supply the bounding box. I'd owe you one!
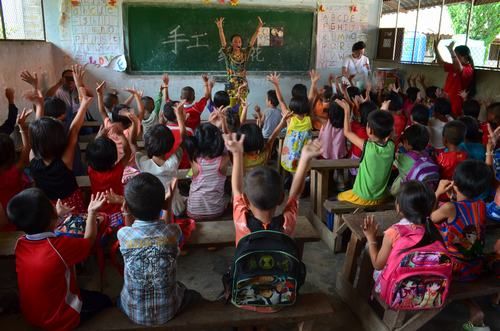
[342,55,370,78]
[428,116,453,150]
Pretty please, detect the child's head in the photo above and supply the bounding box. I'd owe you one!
[433,98,452,117]
[486,102,500,128]
[289,96,310,115]
[29,117,67,160]
[141,96,155,113]
[347,86,361,100]
[359,101,378,127]
[213,91,230,108]
[462,99,481,119]
[425,86,439,101]
[111,104,132,129]
[387,91,403,112]
[104,93,119,110]
[181,86,195,103]
[458,116,482,143]
[0,134,15,170]
[453,160,492,199]
[402,124,429,151]
[7,188,56,234]
[367,110,394,140]
[266,90,279,108]
[124,173,165,221]
[162,100,178,122]
[44,97,67,120]
[411,104,430,126]
[396,181,435,224]
[244,166,284,211]
[225,110,241,133]
[406,87,421,104]
[86,137,118,172]
[186,123,224,160]
[238,124,264,153]
[328,102,344,129]
[442,120,466,147]
[61,69,75,91]
[144,124,175,159]
[291,84,307,100]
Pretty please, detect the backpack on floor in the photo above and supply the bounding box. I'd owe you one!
[222,214,306,308]
[377,225,453,311]
[404,151,440,191]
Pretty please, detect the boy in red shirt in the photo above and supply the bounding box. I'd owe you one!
[7,189,110,330]
[181,74,212,130]
[436,120,468,180]
[385,91,407,146]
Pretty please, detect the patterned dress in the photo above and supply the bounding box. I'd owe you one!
[221,46,253,105]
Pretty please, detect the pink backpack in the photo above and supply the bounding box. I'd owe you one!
[377,224,453,310]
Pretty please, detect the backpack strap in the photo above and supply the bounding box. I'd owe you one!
[405,150,420,161]
[246,212,285,232]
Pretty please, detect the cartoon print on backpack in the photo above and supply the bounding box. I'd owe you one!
[391,277,448,309]
[417,281,444,308]
[235,275,296,306]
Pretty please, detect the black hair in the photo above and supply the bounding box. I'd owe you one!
[396,181,443,252]
[359,101,378,126]
[104,93,118,110]
[434,98,452,116]
[388,91,403,111]
[411,104,430,126]
[226,110,241,133]
[61,69,72,77]
[7,188,56,234]
[214,91,230,108]
[347,86,361,100]
[328,102,344,129]
[453,160,492,199]
[267,90,279,107]
[86,137,118,172]
[44,97,67,119]
[406,87,420,103]
[352,41,366,52]
[163,100,178,122]
[442,120,466,146]
[181,86,195,103]
[289,96,310,115]
[487,102,500,128]
[454,45,476,97]
[244,166,284,210]
[367,110,394,139]
[239,124,265,153]
[458,116,482,142]
[425,86,438,100]
[29,117,67,160]
[230,34,243,43]
[185,123,224,161]
[111,104,132,129]
[323,86,333,102]
[402,124,429,151]
[141,96,155,111]
[0,133,16,169]
[144,124,175,158]
[291,84,307,100]
[124,173,165,221]
[462,99,481,119]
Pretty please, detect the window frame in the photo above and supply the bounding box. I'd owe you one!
[0,0,46,42]
[377,0,500,71]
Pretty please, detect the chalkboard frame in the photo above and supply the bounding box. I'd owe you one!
[122,2,317,75]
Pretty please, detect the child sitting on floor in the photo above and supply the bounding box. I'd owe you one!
[429,98,453,150]
[118,173,201,325]
[458,116,486,161]
[431,160,493,330]
[8,189,110,330]
[436,120,468,180]
[181,74,212,130]
[337,99,395,205]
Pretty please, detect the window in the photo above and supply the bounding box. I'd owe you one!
[0,0,45,40]
[378,0,500,69]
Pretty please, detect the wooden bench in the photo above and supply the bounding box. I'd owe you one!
[0,293,333,331]
[321,200,395,252]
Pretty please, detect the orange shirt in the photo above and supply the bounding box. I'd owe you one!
[312,100,329,131]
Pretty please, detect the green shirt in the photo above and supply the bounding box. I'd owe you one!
[353,140,395,201]
[142,91,163,138]
[390,152,416,196]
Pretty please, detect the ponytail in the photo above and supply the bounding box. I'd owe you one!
[403,217,444,252]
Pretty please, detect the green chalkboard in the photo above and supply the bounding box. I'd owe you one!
[124,3,315,73]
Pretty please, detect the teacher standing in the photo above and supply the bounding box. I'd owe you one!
[215,16,263,106]
[342,41,371,89]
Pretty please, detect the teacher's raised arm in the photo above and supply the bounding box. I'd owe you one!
[215,17,227,48]
[248,16,264,49]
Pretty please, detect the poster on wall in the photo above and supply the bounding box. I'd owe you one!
[316,3,369,70]
[63,0,125,70]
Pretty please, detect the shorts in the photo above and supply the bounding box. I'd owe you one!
[337,189,387,206]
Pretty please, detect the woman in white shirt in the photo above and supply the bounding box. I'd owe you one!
[342,41,370,89]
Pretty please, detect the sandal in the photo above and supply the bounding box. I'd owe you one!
[463,321,491,331]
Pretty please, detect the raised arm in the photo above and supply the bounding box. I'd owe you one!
[267,72,288,114]
[248,16,264,48]
[202,74,212,99]
[434,39,445,65]
[1,89,18,134]
[85,192,106,243]
[264,110,292,158]
[125,88,145,121]
[446,41,463,73]
[116,130,131,167]
[173,100,187,138]
[95,81,108,121]
[239,99,249,125]
[215,17,227,49]
[289,139,322,198]
[308,69,320,103]
[337,99,365,150]
[223,133,245,197]
[161,73,170,103]
[15,108,33,169]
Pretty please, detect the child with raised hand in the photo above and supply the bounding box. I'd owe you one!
[185,123,230,220]
[118,173,201,325]
[86,127,131,216]
[337,99,395,205]
[181,74,212,130]
[7,189,111,330]
[436,120,468,180]
[308,69,331,130]
[318,100,347,160]
[0,108,32,230]
[363,181,444,292]
[429,97,453,150]
[410,104,430,126]
[458,116,486,161]
[431,160,493,330]
[259,90,282,141]
[1,88,19,135]
[382,90,406,146]
[29,64,93,213]
[141,73,170,137]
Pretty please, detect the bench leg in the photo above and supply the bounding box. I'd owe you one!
[298,320,315,331]
[315,170,329,224]
[333,214,346,253]
[395,309,441,331]
[310,170,318,216]
[342,236,363,284]
[383,310,406,330]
